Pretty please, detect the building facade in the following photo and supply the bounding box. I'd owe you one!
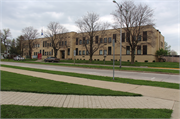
[23,25,164,62]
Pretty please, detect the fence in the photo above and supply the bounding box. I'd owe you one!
[161,55,180,62]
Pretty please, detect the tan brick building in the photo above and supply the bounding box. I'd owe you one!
[23,25,164,62]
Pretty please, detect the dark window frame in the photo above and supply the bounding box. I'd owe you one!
[126,46,130,55]
[122,33,125,42]
[143,45,147,55]
[137,45,141,55]
[143,31,147,41]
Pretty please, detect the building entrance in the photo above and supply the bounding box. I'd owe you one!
[61,50,65,59]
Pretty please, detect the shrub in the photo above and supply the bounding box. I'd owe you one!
[153,60,155,62]
[97,59,99,61]
[135,60,138,62]
[103,59,105,61]
[145,60,148,62]
[80,59,82,60]
[77,59,79,60]
[111,59,113,61]
[83,59,85,60]
[127,60,129,62]
[94,59,96,61]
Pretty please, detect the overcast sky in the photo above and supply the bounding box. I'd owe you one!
[0,0,179,54]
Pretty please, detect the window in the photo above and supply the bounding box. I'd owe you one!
[126,46,130,55]
[49,52,51,55]
[83,37,85,44]
[47,52,48,55]
[104,50,107,55]
[65,41,67,45]
[138,35,141,41]
[36,52,38,55]
[108,37,111,43]
[95,36,98,43]
[86,50,89,55]
[79,51,81,55]
[104,38,107,43]
[59,42,61,46]
[122,33,125,42]
[76,48,78,55]
[108,47,111,55]
[137,45,141,55]
[49,43,51,47]
[76,38,78,45]
[99,50,103,55]
[126,32,130,42]
[40,50,41,54]
[34,52,35,55]
[143,31,147,41]
[100,38,103,43]
[62,41,64,46]
[132,36,136,42]
[79,40,82,45]
[68,48,70,55]
[45,52,46,55]
[87,39,89,44]
[83,50,85,55]
[113,34,116,42]
[143,45,147,55]
[52,49,53,55]
[43,50,44,55]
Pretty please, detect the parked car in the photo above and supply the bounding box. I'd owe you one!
[44,57,60,62]
[13,56,24,61]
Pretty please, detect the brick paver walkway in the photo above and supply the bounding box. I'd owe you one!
[0,91,174,109]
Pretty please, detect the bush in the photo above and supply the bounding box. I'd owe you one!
[103,59,105,61]
[115,59,117,61]
[127,60,129,62]
[97,59,99,61]
[94,59,96,61]
[77,59,79,60]
[111,59,113,61]
[152,60,155,62]
[80,59,82,60]
[145,60,148,62]
[135,60,138,62]
[83,59,85,60]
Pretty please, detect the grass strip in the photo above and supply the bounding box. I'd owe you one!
[1,105,172,118]
[1,70,141,96]
[1,60,179,74]
[1,64,179,89]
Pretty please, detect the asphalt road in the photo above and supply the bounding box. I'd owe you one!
[1,62,180,84]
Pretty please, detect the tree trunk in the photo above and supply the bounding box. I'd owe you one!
[89,54,92,62]
[54,48,57,58]
[29,50,32,59]
[131,51,135,64]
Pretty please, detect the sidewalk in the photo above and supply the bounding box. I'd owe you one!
[1,67,180,118]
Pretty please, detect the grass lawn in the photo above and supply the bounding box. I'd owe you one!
[1,65,179,89]
[1,70,141,96]
[1,61,179,74]
[1,105,173,118]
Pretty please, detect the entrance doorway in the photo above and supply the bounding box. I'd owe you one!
[61,50,65,59]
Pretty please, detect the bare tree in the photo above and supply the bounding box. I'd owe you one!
[112,1,155,64]
[16,35,26,56]
[0,29,11,51]
[22,26,39,59]
[75,12,110,62]
[44,22,68,58]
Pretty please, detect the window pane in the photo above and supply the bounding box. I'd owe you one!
[87,39,89,44]
[122,33,125,42]
[143,45,147,55]
[104,50,107,55]
[104,38,107,43]
[86,50,89,55]
[143,31,147,41]
[83,50,85,55]
[99,50,103,55]
[79,51,81,55]
[108,37,111,43]
[126,46,130,55]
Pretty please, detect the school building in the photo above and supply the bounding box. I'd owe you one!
[23,25,164,62]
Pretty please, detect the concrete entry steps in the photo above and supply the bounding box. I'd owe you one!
[0,91,175,109]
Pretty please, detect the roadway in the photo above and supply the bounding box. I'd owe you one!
[1,62,180,84]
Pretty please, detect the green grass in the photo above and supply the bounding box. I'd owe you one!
[1,60,179,74]
[1,105,173,118]
[60,59,180,68]
[2,65,179,89]
[1,70,141,96]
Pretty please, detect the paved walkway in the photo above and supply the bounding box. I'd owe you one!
[0,91,174,109]
[1,67,180,118]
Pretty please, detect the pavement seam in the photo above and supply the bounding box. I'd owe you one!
[62,95,68,107]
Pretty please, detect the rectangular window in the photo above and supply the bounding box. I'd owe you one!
[108,47,111,55]
[76,48,78,55]
[47,52,48,55]
[143,45,147,55]
[52,49,53,55]
[143,31,147,41]
[99,50,103,55]
[126,32,130,42]
[126,46,130,55]
[79,40,82,45]
[86,50,89,55]
[34,52,35,55]
[49,52,51,55]
[59,42,61,46]
[79,50,81,55]
[138,35,141,41]
[62,41,64,46]
[100,38,103,43]
[108,37,111,43]
[113,34,116,42]
[45,52,46,55]
[122,33,125,42]
[95,36,98,43]
[104,38,107,43]
[137,45,141,55]
[82,50,85,55]
[43,41,44,47]
[68,48,70,55]
[87,39,89,44]
[65,41,67,45]
[76,38,78,45]
[40,50,41,54]
[43,50,44,55]
[49,43,51,47]
[83,37,85,44]
[104,50,107,55]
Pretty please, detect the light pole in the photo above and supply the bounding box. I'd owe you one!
[113,0,127,68]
